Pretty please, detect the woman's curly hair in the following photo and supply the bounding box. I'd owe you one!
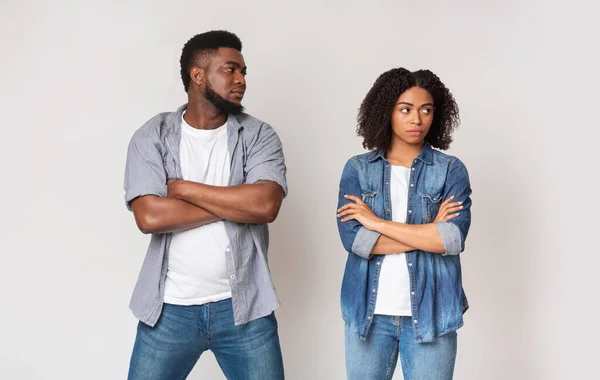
[357,68,459,151]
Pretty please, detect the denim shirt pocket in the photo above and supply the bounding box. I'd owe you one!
[361,190,377,208]
[420,192,443,222]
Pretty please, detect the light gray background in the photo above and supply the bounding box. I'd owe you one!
[1,0,598,379]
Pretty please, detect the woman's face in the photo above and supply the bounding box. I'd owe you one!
[390,86,434,147]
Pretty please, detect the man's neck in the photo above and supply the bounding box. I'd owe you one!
[184,96,228,130]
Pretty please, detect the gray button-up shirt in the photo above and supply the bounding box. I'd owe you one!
[124,104,287,326]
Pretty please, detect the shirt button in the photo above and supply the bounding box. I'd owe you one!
[408,263,413,267]
[377,261,381,265]
[372,288,376,293]
[385,181,389,185]
[413,319,418,324]
[225,247,231,253]
[367,315,372,320]
[408,210,412,213]
[410,184,414,187]
[230,274,235,280]
[386,208,391,212]
[412,168,416,171]
[411,292,415,296]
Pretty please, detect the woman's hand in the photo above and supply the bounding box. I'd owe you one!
[337,195,384,231]
[433,196,463,223]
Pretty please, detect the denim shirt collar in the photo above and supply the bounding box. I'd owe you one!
[364,143,434,165]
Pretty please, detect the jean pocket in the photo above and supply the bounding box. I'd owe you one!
[361,190,377,208]
[420,192,443,222]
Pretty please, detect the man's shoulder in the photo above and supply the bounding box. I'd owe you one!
[234,112,275,133]
[130,111,175,144]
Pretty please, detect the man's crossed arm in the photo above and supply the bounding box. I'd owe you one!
[131,180,284,234]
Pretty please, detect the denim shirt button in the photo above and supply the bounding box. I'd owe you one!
[408,263,413,267]
[386,208,391,212]
[367,315,372,320]
[413,319,418,324]
[408,210,412,213]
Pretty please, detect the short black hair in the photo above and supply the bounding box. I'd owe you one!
[180,30,242,92]
[357,68,459,151]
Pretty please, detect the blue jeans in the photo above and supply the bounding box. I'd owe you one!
[128,299,284,380]
[345,316,457,380]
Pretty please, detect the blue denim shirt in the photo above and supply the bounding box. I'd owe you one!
[337,144,472,343]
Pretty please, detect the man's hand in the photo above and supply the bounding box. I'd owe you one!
[433,196,463,223]
[337,194,385,231]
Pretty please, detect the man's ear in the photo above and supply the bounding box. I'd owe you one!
[190,66,205,87]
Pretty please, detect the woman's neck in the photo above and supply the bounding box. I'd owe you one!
[385,139,424,167]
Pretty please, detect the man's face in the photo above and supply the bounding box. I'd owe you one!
[203,47,247,114]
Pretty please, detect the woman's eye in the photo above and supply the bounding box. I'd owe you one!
[400,108,410,114]
[422,108,432,114]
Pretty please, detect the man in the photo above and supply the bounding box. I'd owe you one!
[124,30,287,380]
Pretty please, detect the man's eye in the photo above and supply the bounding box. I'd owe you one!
[225,68,234,73]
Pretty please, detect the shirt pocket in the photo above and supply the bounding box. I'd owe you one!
[420,192,443,223]
[361,190,377,209]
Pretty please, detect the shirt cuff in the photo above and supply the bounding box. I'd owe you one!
[246,173,288,198]
[351,227,381,260]
[436,221,462,256]
[125,188,167,211]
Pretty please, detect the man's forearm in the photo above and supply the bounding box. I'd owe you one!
[131,196,221,234]
[371,235,416,255]
[376,221,446,254]
[173,181,283,224]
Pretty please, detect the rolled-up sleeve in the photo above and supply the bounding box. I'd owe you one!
[436,159,472,256]
[244,124,288,197]
[337,159,381,260]
[123,131,167,211]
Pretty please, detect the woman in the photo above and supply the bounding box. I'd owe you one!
[336,68,472,380]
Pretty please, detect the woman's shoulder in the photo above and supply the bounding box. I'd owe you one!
[430,147,466,168]
[348,150,383,164]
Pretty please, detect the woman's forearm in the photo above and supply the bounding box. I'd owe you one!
[376,220,446,254]
[371,235,416,255]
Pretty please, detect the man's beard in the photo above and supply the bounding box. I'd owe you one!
[204,79,244,115]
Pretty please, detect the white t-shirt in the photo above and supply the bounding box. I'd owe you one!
[374,165,412,316]
[163,114,232,305]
